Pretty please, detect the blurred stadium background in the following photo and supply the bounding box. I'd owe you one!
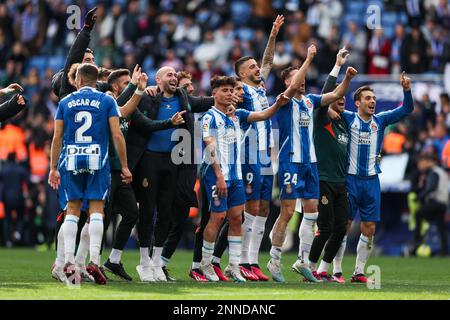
[0,0,449,257]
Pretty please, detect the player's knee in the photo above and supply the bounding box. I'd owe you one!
[245,200,260,214]
[228,214,242,227]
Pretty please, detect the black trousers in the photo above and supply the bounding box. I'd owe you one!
[3,204,24,244]
[309,181,348,264]
[414,199,448,255]
[160,163,198,260]
[133,151,177,248]
[193,178,210,263]
[106,170,139,251]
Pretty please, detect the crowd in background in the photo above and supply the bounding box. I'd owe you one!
[0,0,450,250]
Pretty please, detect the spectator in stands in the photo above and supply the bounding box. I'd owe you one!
[403,26,430,73]
[193,31,222,71]
[0,152,29,247]
[412,153,449,256]
[341,21,367,73]
[429,27,448,73]
[390,24,407,75]
[434,0,450,29]
[383,123,408,155]
[368,29,391,75]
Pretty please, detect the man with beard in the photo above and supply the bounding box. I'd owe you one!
[127,66,214,282]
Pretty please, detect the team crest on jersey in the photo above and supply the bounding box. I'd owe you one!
[321,196,329,205]
[306,99,313,109]
[245,184,253,194]
[371,122,378,132]
[142,178,149,188]
[285,184,293,194]
[214,198,221,207]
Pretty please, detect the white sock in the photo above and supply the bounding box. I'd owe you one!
[317,260,330,274]
[201,241,215,263]
[270,245,282,261]
[55,226,65,269]
[151,246,163,267]
[355,234,373,275]
[140,247,151,267]
[88,213,104,266]
[228,236,242,266]
[248,216,267,265]
[75,222,89,266]
[212,256,221,264]
[109,248,122,264]
[240,212,254,265]
[62,215,79,265]
[333,235,347,274]
[298,212,318,264]
[192,262,201,269]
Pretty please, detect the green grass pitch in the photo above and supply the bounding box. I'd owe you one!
[0,248,448,300]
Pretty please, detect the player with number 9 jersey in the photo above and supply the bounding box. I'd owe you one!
[56,86,120,201]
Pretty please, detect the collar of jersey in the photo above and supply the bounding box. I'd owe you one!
[79,86,95,92]
[356,112,373,124]
[211,106,227,118]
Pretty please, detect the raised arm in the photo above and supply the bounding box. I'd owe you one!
[322,47,350,94]
[377,72,413,125]
[119,71,147,119]
[247,94,291,122]
[283,45,316,100]
[60,8,98,97]
[320,67,357,106]
[0,91,26,123]
[187,93,215,113]
[260,15,285,80]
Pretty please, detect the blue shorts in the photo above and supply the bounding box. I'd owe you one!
[202,168,245,213]
[279,162,319,200]
[62,167,111,202]
[58,167,88,211]
[241,163,273,201]
[346,174,380,222]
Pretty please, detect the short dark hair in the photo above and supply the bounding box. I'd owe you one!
[177,71,192,82]
[85,48,94,55]
[107,68,130,85]
[280,66,299,83]
[234,56,254,77]
[418,152,438,163]
[77,63,99,84]
[210,75,237,91]
[353,85,374,101]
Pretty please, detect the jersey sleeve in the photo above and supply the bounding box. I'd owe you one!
[106,95,120,118]
[341,110,355,126]
[376,90,414,127]
[55,101,64,120]
[236,109,250,123]
[308,94,323,109]
[202,113,216,139]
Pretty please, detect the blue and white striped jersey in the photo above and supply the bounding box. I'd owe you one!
[201,107,250,181]
[55,87,120,172]
[239,84,274,166]
[277,94,322,164]
[342,90,414,176]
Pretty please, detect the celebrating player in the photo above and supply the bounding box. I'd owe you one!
[49,63,132,285]
[267,45,357,283]
[340,72,413,283]
[232,14,285,281]
[199,76,288,282]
